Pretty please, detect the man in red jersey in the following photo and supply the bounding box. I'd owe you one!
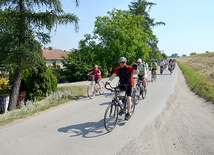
[107,57,139,120]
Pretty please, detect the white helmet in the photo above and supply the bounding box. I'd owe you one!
[137,58,142,63]
[118,57,127,63]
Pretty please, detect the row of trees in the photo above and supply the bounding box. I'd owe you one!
[0,0,166,111]
[58,0,166,82]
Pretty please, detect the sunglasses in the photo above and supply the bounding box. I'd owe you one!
[119,62,125,64]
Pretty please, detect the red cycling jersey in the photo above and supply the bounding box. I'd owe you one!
[114,65,134,86]
[92,69,102,79]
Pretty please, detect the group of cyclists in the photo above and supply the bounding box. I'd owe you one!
[87,57,176,121]
[159,59,176,74]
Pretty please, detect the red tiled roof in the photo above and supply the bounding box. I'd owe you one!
[43,49,68,60]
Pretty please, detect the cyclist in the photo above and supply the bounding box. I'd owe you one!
[137,58,147,90]
[87,65,102,89]
[159,59,166,74]
[107,57,139,120]
[150,59,158,78]
[168,59,174,73]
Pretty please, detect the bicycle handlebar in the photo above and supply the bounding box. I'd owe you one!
[105,82,128,92]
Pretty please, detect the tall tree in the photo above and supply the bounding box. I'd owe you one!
[94,10,150,73]
[128,0,165,60]
[0,0,79,111]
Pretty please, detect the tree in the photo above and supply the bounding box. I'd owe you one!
[21,57,57,100]
[94,10,150,73]
[128,0,166,61]
[0,0,79,111]
[190,52,197,56]
[170,53,179,58]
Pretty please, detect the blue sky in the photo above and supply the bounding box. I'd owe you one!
[45,0,214,56]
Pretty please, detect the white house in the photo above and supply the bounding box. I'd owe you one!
[42,48,68,69]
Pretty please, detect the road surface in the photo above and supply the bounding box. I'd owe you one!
[0,67,214,155]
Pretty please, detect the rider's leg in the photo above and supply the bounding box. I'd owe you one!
[97,78,102,88]
[126,86,133,114]
[142,77,146,88]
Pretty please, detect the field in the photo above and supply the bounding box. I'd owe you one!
[177,52,214,82]
[177,52,214,103]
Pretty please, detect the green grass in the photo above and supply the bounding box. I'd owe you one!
[177,61,214,103]
[0,85,87,126]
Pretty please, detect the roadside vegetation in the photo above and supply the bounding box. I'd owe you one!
[177,52,214,104]
[0,86,86,126]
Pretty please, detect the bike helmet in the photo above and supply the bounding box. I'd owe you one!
[137,58,142,63]
[118,57,127,63]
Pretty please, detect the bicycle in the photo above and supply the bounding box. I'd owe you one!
[168,66,174,75]
[160,66,164,75]
[87,74,105,99]
[132,77,146,104]
[151,69,157,82]
[104,83,136,132]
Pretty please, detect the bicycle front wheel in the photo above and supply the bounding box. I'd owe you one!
[98,81,105,95]
[87,83,95,99]
[104,104,119,132]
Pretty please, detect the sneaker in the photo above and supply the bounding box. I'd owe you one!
[119,109,124,116]
[125,113,131,120]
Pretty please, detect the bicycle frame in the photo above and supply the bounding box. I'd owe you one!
[87,75,104,99]
[106,83,127,111]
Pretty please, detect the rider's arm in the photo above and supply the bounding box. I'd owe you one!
[133,69,139,74]
[143,67,146,77]
[87,71,92,75]
[108,73,117,82]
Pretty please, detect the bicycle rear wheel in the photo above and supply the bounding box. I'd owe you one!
[142,87,147,99]
[129,101,136,118]
[98,81,105,95]
[151,71,154,82]
[104,104,119,132]
[87,83,95,99]
[132,86,140,105]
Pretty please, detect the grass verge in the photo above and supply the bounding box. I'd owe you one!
[177,61,214,104]
[0,85,87,126]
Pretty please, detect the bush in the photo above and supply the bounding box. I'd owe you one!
[0,78,10,94]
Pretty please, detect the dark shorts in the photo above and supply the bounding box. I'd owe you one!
[95,78,102,83]
[138,75,145,81]
[118,84,133,97]
[126,85,133,97]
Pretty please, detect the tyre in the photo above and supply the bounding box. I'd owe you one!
[151,75,153,82]
[142,87,147,99]
[104,104,119,132]
[98,81,105,95]
[132,85,140,104]
[129,100,136,118]
[160,68,163,74]
[87,83,95,99]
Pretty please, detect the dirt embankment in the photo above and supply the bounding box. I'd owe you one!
[118,67,214,155]
[177,52,214,82]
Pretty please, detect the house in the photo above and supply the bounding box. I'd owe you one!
[42,48,68,69]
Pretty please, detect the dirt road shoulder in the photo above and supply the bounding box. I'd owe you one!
[118,67,214,155]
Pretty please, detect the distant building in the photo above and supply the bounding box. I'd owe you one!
[42,48,68,69]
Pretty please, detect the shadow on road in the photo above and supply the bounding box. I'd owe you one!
[57,119,108,138]
[57,116,127,138]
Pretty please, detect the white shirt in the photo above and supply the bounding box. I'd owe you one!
[160,61,165,66]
